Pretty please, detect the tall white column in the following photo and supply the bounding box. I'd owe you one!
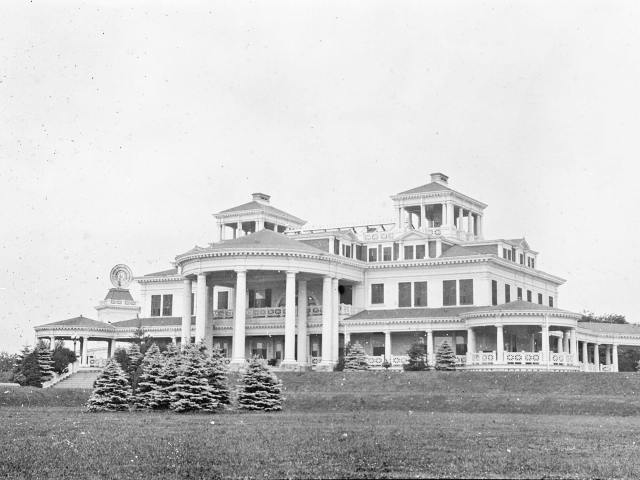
[476,215,483,238]
[219,224,224,241]
[426,330,434,366]
[420,204,426,229]
[594,344,600,370]
[80,336,87,365]
[195,273,208,345]
[447,202,454,228]
[236,222,242,237]
[557,335,563,354]
[563,331,570,354]
[495,324,504,364]
[457,207,463,230]
[582,341,588,365]
[384,330,392,361]
[441,203,446,227]
[297,279,308,367]
[50,336,56,350]
[181,278,192,347]
[612,344,619,372]
[435,238,442,257]
[605,345,611,365]
[332,278,340,363]
[397,208,402,230]
[318,275,334,370]
[467,211,474,234]
[570,329,578,364]
[281,271,298,368]
[230,268,247,369]
[541,324,550,365]
[467,328,476,353]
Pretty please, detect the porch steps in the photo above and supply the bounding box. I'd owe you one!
[51,370,101,389]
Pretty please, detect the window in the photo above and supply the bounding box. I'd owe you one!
[415,244,426,260]
[531,258,535,269]
[162,294,173,316]
[404,245,414,260]
[491,280,498,306]
[191,293,195,314]
[414,281,428,307]
[549,296,554,307]
[526,290,532,302]
[428,241,436,258]
[502,249,508,259]
[218,291,229,310]
[151,295,161,317]
[371,284,384,304]
[334,239,340,255]
[512,248,516,261]
[517,287,523,300]
[398,282,412,307]
[368,248,378,262]
[393,242,399,260]
[505,284,511,303]
[443,280,457,306]
[537,293,543,305]
[249,289,272,308]
[383,247,392,262]
[519,253,524,265]
[459,279,474,305]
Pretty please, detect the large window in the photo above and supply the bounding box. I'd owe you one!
[526,290,532,302]
[459,279,474,305]
[398,282,412,307]
[415,244,426,260]
[517,287,523,300]
[162,294,173,316]
[505,284,511,303]
[443,280,457,306]
[414,281,428,307]
[151,295,161,317]
[491,280,498,306]
[368,248,378,262]
[248,289,272,308]
[218,291,229,310]
[383,247,392,262]
[371,284,384,304]
[537,293,543,305]
[428,241,436,258]
[549,296,554,307]
[404,245,414,260]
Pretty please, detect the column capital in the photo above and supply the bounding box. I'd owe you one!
[235,267,247,274]
[182,277,192,284]
[286,270,299,276]
[425,329,433,334]
[494,323,503,328]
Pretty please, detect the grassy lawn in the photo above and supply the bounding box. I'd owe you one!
[2,371,640,479]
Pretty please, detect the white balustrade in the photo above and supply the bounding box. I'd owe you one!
[365,355,385,367]
[505,351,543,365]
[469,351,496,365]
[455,355,467,366]
[550,353,573,365]
[212,309,233,319]
[391,355,408,367]
[338,304,352,315]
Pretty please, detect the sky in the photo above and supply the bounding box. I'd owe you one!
[1,0,639,353]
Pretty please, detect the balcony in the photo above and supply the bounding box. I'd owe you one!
[211,304,358,320]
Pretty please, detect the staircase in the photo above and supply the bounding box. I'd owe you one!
[51,369,102,389]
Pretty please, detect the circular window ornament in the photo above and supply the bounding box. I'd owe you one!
[110,264,133,289]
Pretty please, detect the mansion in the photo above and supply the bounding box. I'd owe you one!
[35,173,640,373]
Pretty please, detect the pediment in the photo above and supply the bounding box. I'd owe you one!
[396,230,430,242]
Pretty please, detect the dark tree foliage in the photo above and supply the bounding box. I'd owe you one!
[0,352,18,382]
[16,349,42,387]
[133,326,156,355]
[86,359,131,412]
[134,344,165,409]
[403,341,429,371]
[435,341,457,371]
[36,342,55,382]
[343,342,370,371]
[579,311,628,324]
[206,347,231,406]
[153,347,181,410]
[237,356,282,411]
[51,342,77,374]
[169,344,217,412]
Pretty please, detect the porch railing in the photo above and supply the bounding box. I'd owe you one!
[469,351,496,365]
[213,306,329,319]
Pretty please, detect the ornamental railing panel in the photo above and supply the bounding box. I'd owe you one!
[307,306,322,316]
[391,355,408,366]
[455,355,467,366]
[469,351,495,365]
[212,309,234,319]
[505,351,543,365]
[600,364,613,372]
[365,355,385,367]
[550,353,573,365]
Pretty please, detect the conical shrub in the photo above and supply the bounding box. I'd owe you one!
[86,359,131,412]
[169,343,217,413]
[237,356,282,411]
[206,347,231,406]
[134,344,165,409]
[343,342,370,371]
[435,341,457,371]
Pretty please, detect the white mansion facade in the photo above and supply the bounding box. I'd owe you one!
[35,173,640,372]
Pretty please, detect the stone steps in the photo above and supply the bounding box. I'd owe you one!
[51,370,101,389]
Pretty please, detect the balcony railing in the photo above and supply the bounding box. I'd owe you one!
[99,299,137,306]
[211,305,356,320]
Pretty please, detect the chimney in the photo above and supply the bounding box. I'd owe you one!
[430,172,449,185]
[251,193,271,204]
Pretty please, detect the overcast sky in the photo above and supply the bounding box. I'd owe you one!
[1,1,639,353]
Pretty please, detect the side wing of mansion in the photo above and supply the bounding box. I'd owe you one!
[35,173,640,372]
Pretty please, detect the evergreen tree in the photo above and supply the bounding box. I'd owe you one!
[36,342,55,382]
[435,341,457,371]
[15,348,42,387]
[169,344,218,413]
[343,342,370,371]
[164,342,180,357]
[237,356,282,411]
[86,359,131,412]
[134,344,165,409]
[206,347,231,406]
[403,341,429,371]
[51,342,77,374]
[127,343,144,394]
[153,347,181,410]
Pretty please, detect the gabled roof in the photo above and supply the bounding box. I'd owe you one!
[578,322,640,335]
[35,316,114,329]
[217,201,305,225]
[104,288,134,302]
[111,317,193,328]
[396,230,430,241]
[504,238,531,250]
[397,182,453,196]
[177,229,327,259]
[347,306,480,321]
[143,268,178,277]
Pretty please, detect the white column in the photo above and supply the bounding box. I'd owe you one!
[557,335,563,354]
[457,207,463,230]
[181,278,192,346]
[570,329,578,364]
[230,268,247,369]
[171,336,177,345]
[420,204,426,229]
[107,339,113,358]
[563,331,570,353]
[281,271,298,368]
[80,336,87,365]
[582,341,588,365]
[467,210,473,234]
[467,328,475,354]
[594,344,600,370]
[384,330,392,361]
[612,344,619,372]
[441,203,446,227]
[447,202,454,228]
[195,273,208,345]
[397,208,402,230]
[495,324,504,364]
[332,278,340,363]
[435,238,442,257]
[605,345,611,365]
[256,218,264,231]
[541,325,550,365]
[297,280,308,367]
[50,336,56,350]
[426,330,434,366]
[219,224,224,241]
[476,215,483,238]
[318,275,334,370]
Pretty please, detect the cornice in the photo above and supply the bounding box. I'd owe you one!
[461,310,581,320]
[136,275,183,284]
